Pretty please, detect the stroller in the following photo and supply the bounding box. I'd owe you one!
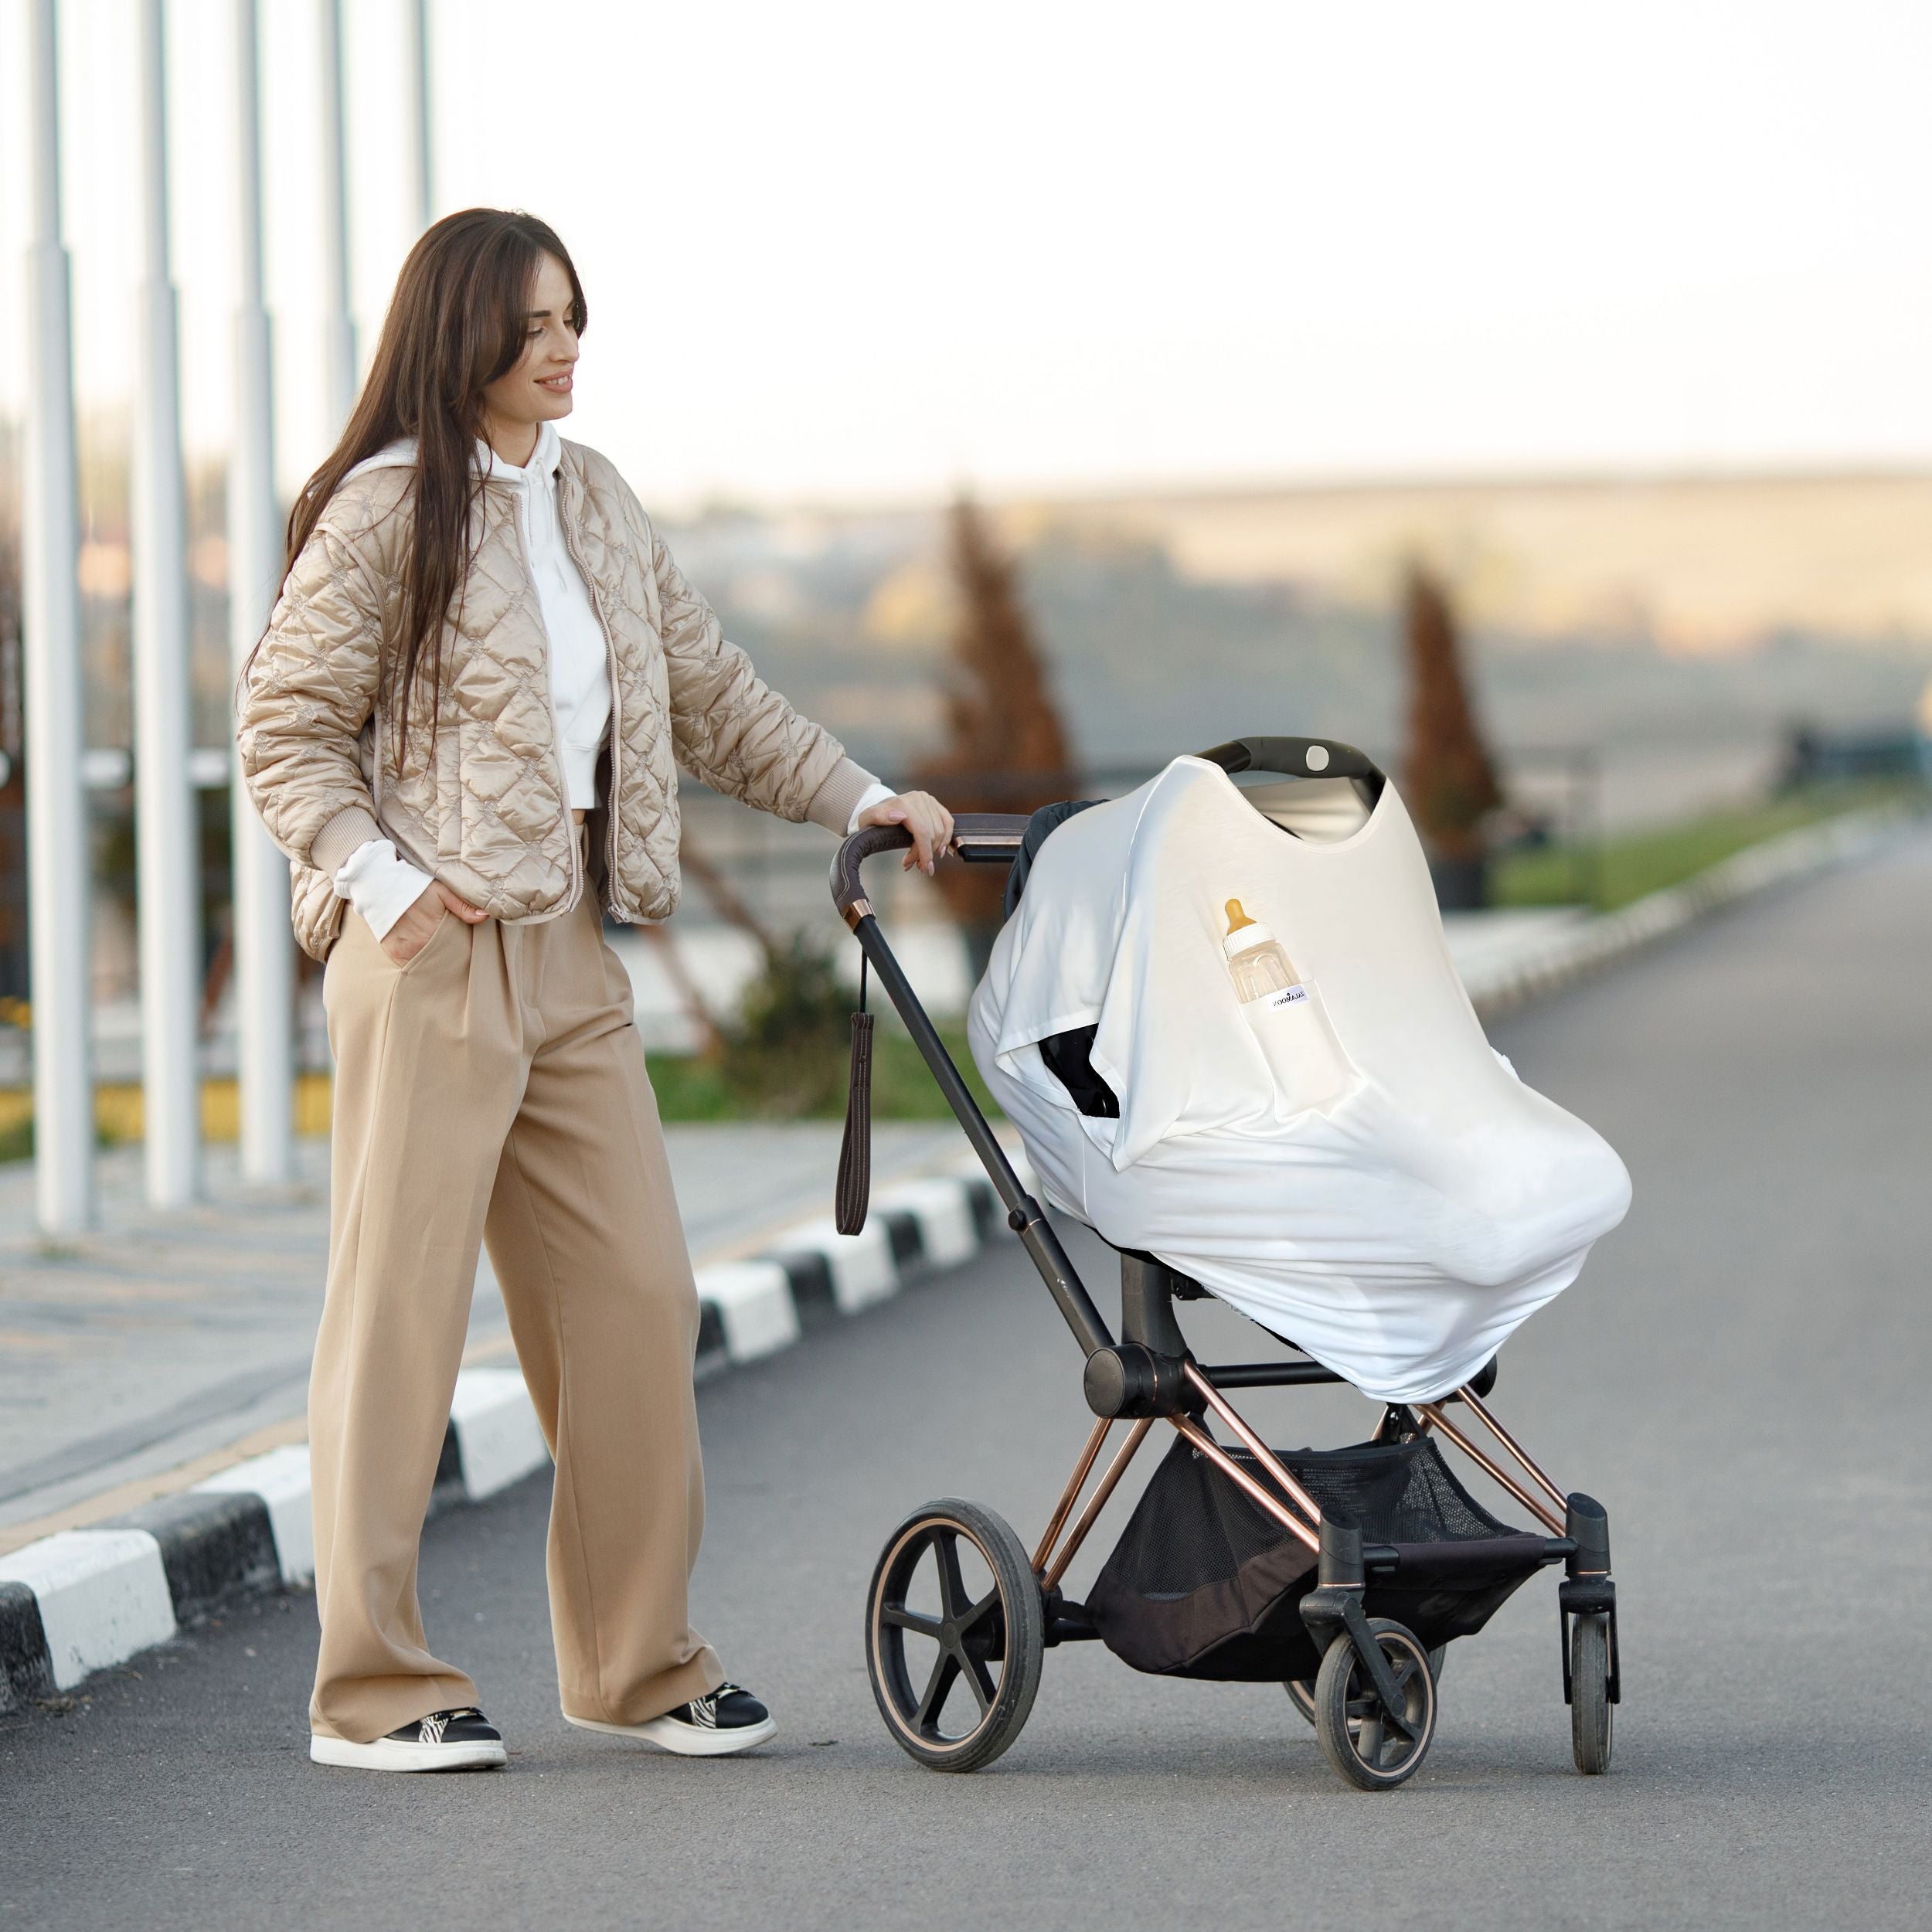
[829,736,1621,1791]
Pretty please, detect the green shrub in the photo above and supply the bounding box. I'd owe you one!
[718,932,855,1117]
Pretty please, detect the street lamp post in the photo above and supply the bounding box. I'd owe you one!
[318,0,357,428]
[402,0,434,236]
[229,0,294,1185]
[132,0,202,1208]
[22,0,93,1236]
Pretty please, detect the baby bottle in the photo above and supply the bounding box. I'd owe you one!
[1223,900,1299,1002]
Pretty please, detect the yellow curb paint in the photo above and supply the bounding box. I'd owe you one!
[0,1411,311,1557]
[0,1072,335,1147]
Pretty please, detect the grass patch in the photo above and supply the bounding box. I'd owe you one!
[648,1020,1000,1125]
[1493,781,1915,912]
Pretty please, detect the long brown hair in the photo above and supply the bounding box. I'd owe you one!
[277,209,587,764]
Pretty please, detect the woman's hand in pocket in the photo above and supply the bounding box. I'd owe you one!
[383,880,488,966]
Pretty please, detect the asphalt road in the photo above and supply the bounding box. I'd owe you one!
[5,836,1930,1931]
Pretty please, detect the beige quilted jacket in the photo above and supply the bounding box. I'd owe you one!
[237,437,872,961]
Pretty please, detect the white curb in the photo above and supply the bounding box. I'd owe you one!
[447,1368,551,1502]
[696,1260,802,1362]
[775,1216,899,1314]
[196,1446,316,1585]
[0,1530,176,1692]
[873,1177,981,1270]
[1460,805,1919,1016]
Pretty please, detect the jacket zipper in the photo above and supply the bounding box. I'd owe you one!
[556,472,628,922]
[497,478,582,922]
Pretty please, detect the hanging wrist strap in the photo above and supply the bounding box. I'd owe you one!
[835,952,875,1235]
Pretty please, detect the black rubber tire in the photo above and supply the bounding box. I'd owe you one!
[866,1499,1045,1773]
[1311,1619,1437,1791]
[1288,1644,1443,1728]
[1570,1613,1614,1775]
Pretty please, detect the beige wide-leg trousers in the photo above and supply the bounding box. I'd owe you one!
[308,885,723,1743]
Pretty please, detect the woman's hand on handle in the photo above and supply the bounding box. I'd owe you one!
[382,880,488,966]
[856,791,955,876]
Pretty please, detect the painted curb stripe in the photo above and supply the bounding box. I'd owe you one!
[0,1529,175,1693]
[196,1445,316,1586]
[0,1580,53,1714]
[104,1491,280,1628]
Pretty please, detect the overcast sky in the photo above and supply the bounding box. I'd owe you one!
[4,0,1930,507]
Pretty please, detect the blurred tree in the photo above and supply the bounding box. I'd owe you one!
[719,930,852,1117]
[912,495,1076,973]
[1401,563,1503,909]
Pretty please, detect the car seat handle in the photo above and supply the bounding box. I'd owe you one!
[1196,736,1383,784]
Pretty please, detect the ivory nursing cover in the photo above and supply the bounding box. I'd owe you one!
[966,756,1631,1402]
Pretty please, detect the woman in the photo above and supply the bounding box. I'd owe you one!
[237,209,952,1773]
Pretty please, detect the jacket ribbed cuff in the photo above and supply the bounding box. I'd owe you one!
[310,804,383,877]
[804,757,883,835]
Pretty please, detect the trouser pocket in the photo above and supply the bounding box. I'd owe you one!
[1240,979,1355,1116]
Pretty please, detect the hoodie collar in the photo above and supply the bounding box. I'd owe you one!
[477,419,562,485]
[342,420,563,486]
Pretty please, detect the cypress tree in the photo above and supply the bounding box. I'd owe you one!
[913,496,1075,973]
[1401,563,1502,906]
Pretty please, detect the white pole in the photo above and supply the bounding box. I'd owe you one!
[22,0,93,1236]
[401,0,434,236]
[318,0,356,427]
[230,0,294,1184]
[132,0,202,1208]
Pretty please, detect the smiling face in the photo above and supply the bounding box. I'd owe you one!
[478,251,580,464]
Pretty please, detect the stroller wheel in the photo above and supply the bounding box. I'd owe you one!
[1287,1644,1443,1729]
[866,1499,1045,1773]
[1312,1619,1437,1791]
[1569,1613,1614,1775]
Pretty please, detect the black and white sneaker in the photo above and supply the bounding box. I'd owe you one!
[309,1706,507,1773]
[565,1683,777,1757]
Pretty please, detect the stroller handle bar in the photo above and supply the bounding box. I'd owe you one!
[832,811,1029,926]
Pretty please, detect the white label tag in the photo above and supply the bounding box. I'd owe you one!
[1262,984,1309,1010]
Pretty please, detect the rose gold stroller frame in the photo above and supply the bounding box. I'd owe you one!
[832,767,1621,1778]
[1028,1367,1578,1594]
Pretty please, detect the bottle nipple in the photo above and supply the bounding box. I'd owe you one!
[1225,899,1255,935]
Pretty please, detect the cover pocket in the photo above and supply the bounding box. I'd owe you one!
[1239,979,1355,1117]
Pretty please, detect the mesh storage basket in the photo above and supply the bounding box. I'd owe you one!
[1086,1434,1550,1682]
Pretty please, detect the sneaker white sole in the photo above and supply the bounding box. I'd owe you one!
[563,1710,777,1757]
[309,1733,506,1773]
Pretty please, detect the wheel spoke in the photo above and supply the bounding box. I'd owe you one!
[879,1604,944,1638]
[1355,1712,1384,1770]
[957,1585,1003,1638]
[933,1531,971,1624]
[962,1648,998,1715]
[1379,1650,1424,1741]
[915,1648,961,1733]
